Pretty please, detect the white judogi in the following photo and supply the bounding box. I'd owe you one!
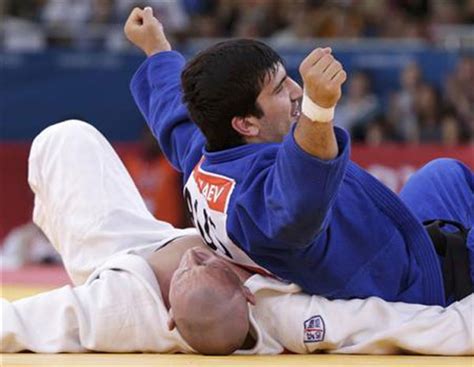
[246,277,473,355]
[2,254,473,354]
[2,120,196,353]
[1,254,193,353]
[1,121,472,355]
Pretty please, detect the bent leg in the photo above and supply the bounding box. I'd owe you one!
[400,158,474,281]
[400,158,473,226]
[28,120,193,284]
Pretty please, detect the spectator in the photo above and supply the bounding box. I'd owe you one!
[440,111,462,146]
[431,0,463,24]
[87,0,117,49]
[444,56,474,141]
[40,0,93,47]
[2,0,46,50]
[218,0,286,38]
[466,0,474,23]
[365,114,402,146]
[271,1,318,44]
[183,0,220,38]
[415,83,442,143]
[115,0,189,35]
[388,62,423,142]
[365,120,385,146]
[334,70,380,141]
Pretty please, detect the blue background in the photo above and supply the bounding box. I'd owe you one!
[0,45,460,141]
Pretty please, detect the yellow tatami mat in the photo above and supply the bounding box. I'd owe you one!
[2,284,472,367]
[2,353,472,367]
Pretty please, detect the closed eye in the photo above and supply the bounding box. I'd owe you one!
[273,75,287,94]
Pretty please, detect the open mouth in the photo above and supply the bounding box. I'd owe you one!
[291,99,301,120]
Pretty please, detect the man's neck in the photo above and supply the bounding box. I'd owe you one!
[145,235,205,308]
[145,236,253,309]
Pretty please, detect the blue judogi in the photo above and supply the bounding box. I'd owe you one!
[400,158,474,282]
[130,51,473,306]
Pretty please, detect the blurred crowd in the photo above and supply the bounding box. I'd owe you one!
[1,0,473,144]
[335,57,474,145]
[2,0,474,47]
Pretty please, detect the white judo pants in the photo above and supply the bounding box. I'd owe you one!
[28,119,196,285]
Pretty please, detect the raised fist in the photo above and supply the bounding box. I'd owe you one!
[299,48,347,108]
[124,7,171,57]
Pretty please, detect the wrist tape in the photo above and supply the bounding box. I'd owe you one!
[301,90,335,123]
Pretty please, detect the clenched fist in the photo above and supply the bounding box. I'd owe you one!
[299,48,347,108]
[124,7,171,57]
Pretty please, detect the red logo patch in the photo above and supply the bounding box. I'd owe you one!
[192,161,235,213]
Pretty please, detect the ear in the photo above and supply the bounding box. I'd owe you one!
[167,309,177,331]
[231,116,259,138]
[241,285,256,305]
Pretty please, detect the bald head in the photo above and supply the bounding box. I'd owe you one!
[171,281,250,354]
[168,247,255,355]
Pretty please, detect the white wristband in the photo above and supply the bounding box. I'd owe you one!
[301,90,334,123]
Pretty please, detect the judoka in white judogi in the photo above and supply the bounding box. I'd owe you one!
[1,121,472,355]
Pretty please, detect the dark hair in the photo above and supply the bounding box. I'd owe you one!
[181,39,283,151]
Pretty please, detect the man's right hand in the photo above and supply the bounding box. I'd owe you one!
[299,47,346,109]
[124,7,171,57]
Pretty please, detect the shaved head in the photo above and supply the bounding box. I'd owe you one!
[168,247,255,355]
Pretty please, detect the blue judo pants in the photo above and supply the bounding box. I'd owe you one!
[399,158,474,289]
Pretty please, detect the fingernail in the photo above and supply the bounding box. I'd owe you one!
[145,6,152,11]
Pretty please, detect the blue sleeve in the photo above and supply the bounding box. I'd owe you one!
[230,126,350,250]
[130,51,204,174]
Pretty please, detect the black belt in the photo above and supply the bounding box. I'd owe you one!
[424,219,473,302]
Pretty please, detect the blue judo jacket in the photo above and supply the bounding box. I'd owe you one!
[130,51,445,306]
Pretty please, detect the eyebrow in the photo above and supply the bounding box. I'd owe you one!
[272,75,287,94]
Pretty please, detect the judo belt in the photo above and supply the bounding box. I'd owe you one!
[424,219,473,301]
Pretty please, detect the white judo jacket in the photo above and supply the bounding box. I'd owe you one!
[2,253,473,355]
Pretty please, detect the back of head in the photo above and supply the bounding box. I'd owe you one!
[181,39,283,151]
[171,280,250,355]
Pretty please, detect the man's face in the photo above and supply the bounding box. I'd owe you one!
[253,63,303,142]
[171,246,242,292]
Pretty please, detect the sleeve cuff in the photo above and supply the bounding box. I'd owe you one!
[131,51,186,90]
[147,51,186,88]
[147,50,186,64]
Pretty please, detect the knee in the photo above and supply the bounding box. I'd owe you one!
[420,158,463,176]
[418,158,472,187]
[30,120,101,159]
[34,120,98,143]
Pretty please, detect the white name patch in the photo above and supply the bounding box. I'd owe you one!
[304,315,325,343]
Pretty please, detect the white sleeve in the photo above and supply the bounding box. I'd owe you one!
[248,277,473,355]
[1,287,87,353]
[1,260,192,353]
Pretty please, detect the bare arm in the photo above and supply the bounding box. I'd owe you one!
[294,48,347,160]
[294,115,339,160]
